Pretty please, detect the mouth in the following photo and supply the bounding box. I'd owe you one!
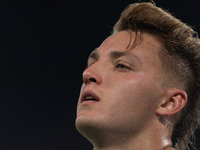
[81,91,100,105]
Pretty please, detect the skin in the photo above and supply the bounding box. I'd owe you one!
[76,31,174,150]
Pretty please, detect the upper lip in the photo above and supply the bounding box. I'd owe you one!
[81,90,100,103]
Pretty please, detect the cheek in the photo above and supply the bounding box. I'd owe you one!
[113,74,145,98]
[106,80,143,114]
[107,74,157,113]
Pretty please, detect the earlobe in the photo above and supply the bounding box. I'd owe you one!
[156,89,187,116]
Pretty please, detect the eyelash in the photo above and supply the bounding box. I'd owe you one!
[86,61,95,69]
[115,63,131,70]
[86,61,132,71]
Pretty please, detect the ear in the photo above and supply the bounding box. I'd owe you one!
[156,88,187,116]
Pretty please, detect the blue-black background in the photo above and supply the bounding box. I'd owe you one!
[0,0,199,149]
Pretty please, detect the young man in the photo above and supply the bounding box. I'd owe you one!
[75,2,200,150]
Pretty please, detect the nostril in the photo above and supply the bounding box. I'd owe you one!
[89,78,96,82]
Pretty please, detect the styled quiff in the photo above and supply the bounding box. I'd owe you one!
[113,2,200,150]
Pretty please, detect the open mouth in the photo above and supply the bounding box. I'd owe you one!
[85,96,99,101]
[81,91,100,104]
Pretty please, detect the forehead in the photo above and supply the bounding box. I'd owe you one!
[89,31,161,64]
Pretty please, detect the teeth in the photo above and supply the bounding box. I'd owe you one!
[86,96,95,100]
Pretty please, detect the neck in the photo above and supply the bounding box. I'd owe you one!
[91,121,173,150]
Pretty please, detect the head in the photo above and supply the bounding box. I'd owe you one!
[113,2,200,150]
[76,30,166,149]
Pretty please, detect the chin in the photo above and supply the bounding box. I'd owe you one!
[76,114,107,136]
[75,117,102,142]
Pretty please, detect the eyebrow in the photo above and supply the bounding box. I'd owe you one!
[110,51,128,59]
[110,51,140,63]
[88,49,140,63]
[89,49,99,60]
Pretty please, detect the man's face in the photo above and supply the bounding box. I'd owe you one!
[76,31,163,136]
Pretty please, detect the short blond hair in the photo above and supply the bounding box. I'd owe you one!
[113,2,200,150]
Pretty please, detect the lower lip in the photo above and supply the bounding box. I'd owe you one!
[81,100,99,105]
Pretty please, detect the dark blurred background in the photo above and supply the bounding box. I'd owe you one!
[0,0,199,149]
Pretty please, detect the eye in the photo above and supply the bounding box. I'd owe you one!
[87,60,96,68]
[86,62,94,69]
[115,63,131,70]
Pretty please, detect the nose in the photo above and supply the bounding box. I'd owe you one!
[82,64,102,85]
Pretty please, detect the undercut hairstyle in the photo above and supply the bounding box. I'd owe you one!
[113,2,200,150]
